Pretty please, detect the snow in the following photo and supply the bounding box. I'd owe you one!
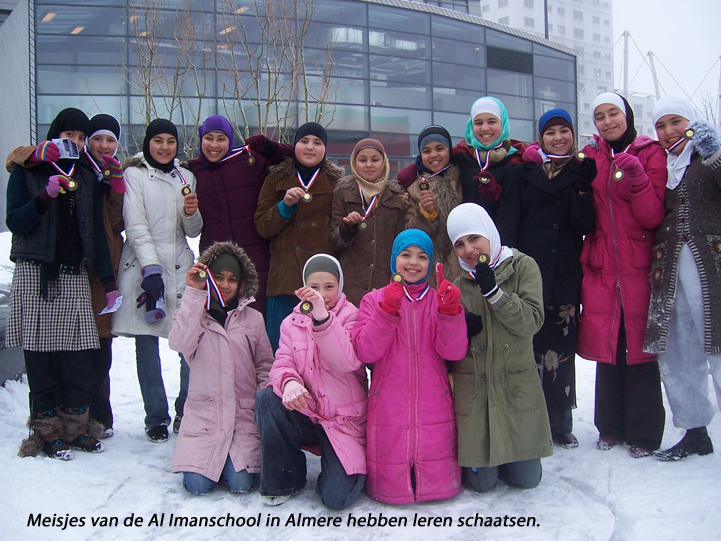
[0,231,720,540]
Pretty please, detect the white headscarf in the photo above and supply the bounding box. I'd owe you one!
[591,92,627,115]
[652,96,699,190]
[302,253,344,293]
[446,203,514,272]
[471,97,502,121]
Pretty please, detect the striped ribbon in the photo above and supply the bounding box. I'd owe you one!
[475,143,504,172]
[297,168,320,193]
[205,272,226,310]
[356,182,378,219]
[403,283,430,302]
[220,145,250,162]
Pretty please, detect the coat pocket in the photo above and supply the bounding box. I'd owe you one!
[182,392,218,436]
[335,400,368,438]
[628,228,653,269]
[506,362,544,413]
[579,229,604,271]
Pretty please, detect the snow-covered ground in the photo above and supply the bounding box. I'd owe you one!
[0,231,719,541]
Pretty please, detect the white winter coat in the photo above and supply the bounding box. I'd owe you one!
[111,154,203,338]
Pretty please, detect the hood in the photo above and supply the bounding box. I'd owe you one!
[197,241,260,299]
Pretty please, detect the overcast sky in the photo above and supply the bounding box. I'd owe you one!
[611,0,720,113]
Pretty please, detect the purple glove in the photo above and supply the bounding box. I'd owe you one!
[613,153,648,187]
[475,172,501,202]
[32,141,61,163]
[522,142,544,164]
[101,154,126,193]
[46,175,70,198]
[139,265,164,300]
[396,163,418,189]
[244,134,268,152]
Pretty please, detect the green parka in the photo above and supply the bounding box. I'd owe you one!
[452,249,553,467]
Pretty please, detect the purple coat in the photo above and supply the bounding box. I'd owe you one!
[269,293,368,475]
[351,284,468,504]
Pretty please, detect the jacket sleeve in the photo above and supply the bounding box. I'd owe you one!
[489,255,545,338]
[254,173,291,239]
[5,146,36,173]
[251,312,275,392]
[350,290,400,364]
[122,167,161,267]
[104,189,125,234]
[329,187,353,252]
[93,181,115,282]
[313,309,362,373]
[180,170,203,238]
[628,145,667,229]
[268,317,305,397]
[6,166,46,235]
[434,309,469,361]
[168,286,207,362]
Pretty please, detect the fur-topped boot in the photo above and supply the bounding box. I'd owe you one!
[88,418,110,440]
[18,409,72,460]
[58,407,104,453]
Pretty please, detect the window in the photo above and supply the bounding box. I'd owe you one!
[482,4,490,12]
[573,10,583,20]
[498,0,508,7]
[604,19,610,26]
[593,16,600,24]
[593,0,600,5]
[524,0,534,7]
[597,85,607,94]
[594,68,601,77]
[583,102,590,109]
[558,25,565,34]
[585,121,591,129]
[594,50,601,59]
[557,7,565,15]
[548,23,553,31]
[524,17,534,27]
[605,37,610,43]
[499,16,509,24]
[547,4,552,12]
[605,71,612,78]
[593,33,601,42]
[578,65,585,74]
[575,46,583,56]
[574,28,584,38]
[635,104,643,117]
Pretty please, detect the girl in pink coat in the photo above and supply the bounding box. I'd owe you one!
[255,254,368,510]
[352,229,468,504]
[168,241,274,494]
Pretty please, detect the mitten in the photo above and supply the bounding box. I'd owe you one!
[396,163,418,189]
[104,290,121,311]
[577,157,597,192]
[139,265,164,300]
[32,141,61,163]
[474,261,499,298]
[46,175,69,198]
[692,121,721,159]
[465,312,483,338]
[522,142,544,164]
[436,263,462,315]
[245,134,277,158]
[475,171,501,202]
[613,153,647,187]
[101,154,126,193]
[380,281,404,316]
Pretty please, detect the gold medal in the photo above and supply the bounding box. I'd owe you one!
[419,181,430,191]
[358,221,368,231]
[181,186,192,196]
[103,167,111,178]
[302,191,313,203]
[66,179,78,191]
[197,269,208,281]
[248,155,255,166]
[476,253,490,266]
[300,301,313,314]
[391,273,403,283]
[613,169,624,181]
[479,175,491,185]
[576,151,586,161]
[684,128,695,140]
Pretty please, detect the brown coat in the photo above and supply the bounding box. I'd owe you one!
[329,177,407,307]
[254,158,345,297]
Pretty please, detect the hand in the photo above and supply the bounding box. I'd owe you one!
[342,211,364,226]
[396,163,418,188]
[295,286,328,322]
[465,312,483,338]
[474,172,501,202]
[283,187,305,207]
[577,157,597,192]
[282,380,312,411]
[104,290,121,311]
[140,265,164,300]
[380,281,404,316]
[522,142,544,164]
[435,263,461,315]
[186,263,208,290]
[613,153,647,187]
[46,175,70,198]
[183,193,198,215]
[418,189,435,214]
[694,123,721,159]
[33,141,61,163]
[101,154,126,193]
[474,260,499,298]
[244,134,267,152]
[400,191,412,210]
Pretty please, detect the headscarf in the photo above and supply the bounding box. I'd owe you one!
[537,108,577,179]
[47,108,89,171]
[591,92,637,152]
[415,125,453,175]
[87,113,121,149]
[350,138,389,200]
[303,253,344,293]
[464,97,517,157]
[652,96,700,190]
[294,122,327,181]
[390,229,434,282]
[143,119,178,173]
[197,115,235,161]
[447,203,514,272]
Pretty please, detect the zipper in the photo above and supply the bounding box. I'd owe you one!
[606,153,625,361]
[409,304,417,501]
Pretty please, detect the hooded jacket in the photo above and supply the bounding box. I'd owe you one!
[169,241,273,481]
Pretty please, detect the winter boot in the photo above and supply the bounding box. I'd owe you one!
[58,407,104,453]
[654,427,714,461]
[87,418,107,440]
[18,409,72,460]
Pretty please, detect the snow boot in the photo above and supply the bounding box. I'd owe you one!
[654,427,714,461]
[18,409,72,460]
[58,407,104,453]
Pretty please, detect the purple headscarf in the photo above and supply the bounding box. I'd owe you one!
[198,115,235,161]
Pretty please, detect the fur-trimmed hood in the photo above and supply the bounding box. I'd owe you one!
[197,241,260,299]
[268,156,345,182]
[334,175,404,194]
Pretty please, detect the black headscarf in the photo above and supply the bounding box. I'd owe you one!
[143,119,178,173]
[293,122,327,181]
[46,108,89,171]
[608,95,638,153]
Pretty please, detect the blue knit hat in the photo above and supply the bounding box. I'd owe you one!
[538,108,574,137]
[390,229,434,281]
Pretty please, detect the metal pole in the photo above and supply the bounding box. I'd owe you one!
[623,31,629,98]
[648,51,662,100]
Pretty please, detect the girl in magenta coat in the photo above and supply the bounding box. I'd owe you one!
[352,229,468,504]
[577,92,667,457]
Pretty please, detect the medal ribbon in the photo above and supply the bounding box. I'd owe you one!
[297,168,320,193]
[205,272,226,310]
[466,251,502,278]
[610,144,632,159]
[403,283,430,302]
[667,138,686,153]
[220,145,250,163]
[474,143,504,172]
[416,164,451,183]
[50,162,75,178]
[356,182,378,219]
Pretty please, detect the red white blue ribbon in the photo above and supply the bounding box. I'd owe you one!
[610,144,632,158]
[50,161,75,178]
[475,143,504,172]
[667,138,686,153]
[403,283,430,302]
[297,168,320,194]
[220,145,250,163]
[356,182,378,219]
[466,251,502,277]
[417,164,451,183]
[205,272,226,309]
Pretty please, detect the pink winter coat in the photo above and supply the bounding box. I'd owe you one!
[351,283,468,504]
[577,135,667,365]
[269,293,368,476]
[169,286,274,480]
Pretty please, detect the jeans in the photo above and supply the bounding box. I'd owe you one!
[462,459,542,493]
[183,456,257,495]
[134,335,189,429]
[255,387,365,510]
[265,295,298,352]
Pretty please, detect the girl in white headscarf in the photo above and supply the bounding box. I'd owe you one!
[644,96,721,461]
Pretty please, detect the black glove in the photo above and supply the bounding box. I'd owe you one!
[245,134,278,158]
[465,312,484,338]
[139,265,164,300]
[577,157,597,193]
[474,262,499,298]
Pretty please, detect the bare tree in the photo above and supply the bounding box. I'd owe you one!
[698,91,719,130]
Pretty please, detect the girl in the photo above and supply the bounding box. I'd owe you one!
[645,97,721,460]
[447,202,551,492]
[169,241,273,494]
[403,125,463,288]
[112,119,203,442]
[255,254,367,510]
[329,138,406,306]
[254,123,344,350]
[352,229,467,504]
[8,108,104,459]
[577,92,667,458]
[186,115,293,316]
[497,109,597,448]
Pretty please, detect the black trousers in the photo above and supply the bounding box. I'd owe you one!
[89,337,113,428]
[594,319,665,450]
[24,349,95,412]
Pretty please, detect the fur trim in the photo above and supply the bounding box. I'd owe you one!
[691,119,721,160]
[18,434,43,457]
[122,156,145,169]
[58,409,89,442]
[268,157,345,182]
[589,139,600,150]
[87,419,106,441]
[197,241,260,299]
[18,414,65,457]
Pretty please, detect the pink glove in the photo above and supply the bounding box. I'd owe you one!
[32,141,61,163]
[396,163,418,189]
[613,153,648,187]
[244,134,268,152]
[436,263,462,315]
[101,154,126,193]
[46,175,70,198]
[282,380,312,411]
[475,172,501,202]
[522,142,544,164]
[380,281,404,316]
[104,290,121,311]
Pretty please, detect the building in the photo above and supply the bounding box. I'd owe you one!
[0,0,577,223]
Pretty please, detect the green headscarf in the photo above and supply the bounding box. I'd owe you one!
[463,96,517,157]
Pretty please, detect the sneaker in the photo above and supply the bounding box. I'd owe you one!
[43,439,73,460]
[553,432,579,449]
[261,494,291,506]
[146,425,169,443]
[103,427,114,439]
[173,416,182,434]
[629,446,653,459]
[68,435,104,453]
[655,427,714,461]
[596,436,618,451]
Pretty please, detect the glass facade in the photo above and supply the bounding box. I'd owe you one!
[33,0,576,170]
